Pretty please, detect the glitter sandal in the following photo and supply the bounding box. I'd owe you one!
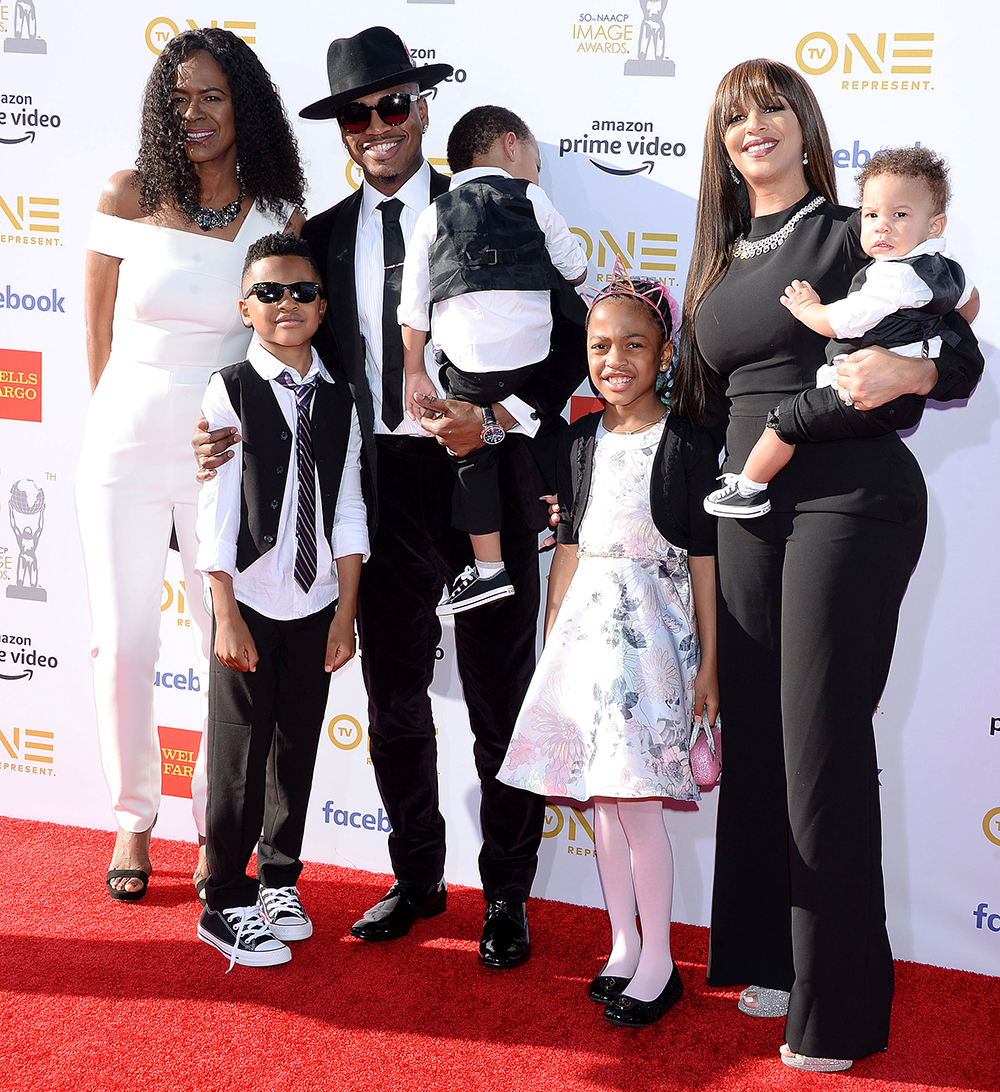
[738,985,789,1017]
[780,1044,853,1072]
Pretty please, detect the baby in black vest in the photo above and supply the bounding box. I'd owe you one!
[705,146,980,520]
[195,233,368,969]
[399,106,587,615]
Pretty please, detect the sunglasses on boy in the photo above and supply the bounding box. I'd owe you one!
[335,92,425,134]
[243,281,322,304]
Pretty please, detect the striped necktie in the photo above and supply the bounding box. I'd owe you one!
[274,369,321,593]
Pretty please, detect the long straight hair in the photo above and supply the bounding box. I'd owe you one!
[673,59,837,421]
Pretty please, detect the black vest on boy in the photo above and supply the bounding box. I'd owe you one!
[219,361,354,573]
[427,176,553,304]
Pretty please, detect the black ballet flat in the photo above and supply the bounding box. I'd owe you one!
[604,963,683,1028]
[587,973,632,1005]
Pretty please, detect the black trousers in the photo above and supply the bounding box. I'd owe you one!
[357,435,545,901]
[204,599,335,911]
[440,360,538,536]
[707,502,926,1060]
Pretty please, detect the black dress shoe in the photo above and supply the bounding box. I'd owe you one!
[587,973,632,1005]
[604,963,683,1027]
[350,880,446,941]
[478,899,530,969]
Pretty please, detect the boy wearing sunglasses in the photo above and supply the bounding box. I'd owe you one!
[194,233,368,968]
[399,106,587,614]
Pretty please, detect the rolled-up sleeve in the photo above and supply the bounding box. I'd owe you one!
[330,407,370,562]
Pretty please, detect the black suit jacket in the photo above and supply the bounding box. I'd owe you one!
[302,164,588,534]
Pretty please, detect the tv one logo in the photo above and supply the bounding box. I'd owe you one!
[327,714,363,751]
[795,31,933,85]
[0,726,54,774]
[543,803,595,858]
[0,194,59,244]
[145,17,255,55]
[570,226,679,287]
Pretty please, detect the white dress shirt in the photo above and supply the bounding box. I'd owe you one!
[196,337,369,621]
[825,238,973,353]
[355,160,545,437]
[398,166,587,378]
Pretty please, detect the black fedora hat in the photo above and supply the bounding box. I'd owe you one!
[300,26,453,120]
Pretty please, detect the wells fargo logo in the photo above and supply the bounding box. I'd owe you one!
[0,726,54,775]
[543,803,595,859]
[0,348,41,423]
[145,17,255,55]
[795,31,934,91]
[570,225,679,287]
[0,194,60,246]
[157,725,201,798]
[161,578,194,628]
[327,713,363,751]
[983,807,1000,848]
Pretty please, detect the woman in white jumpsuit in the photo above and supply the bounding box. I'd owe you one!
[77,28,306,900]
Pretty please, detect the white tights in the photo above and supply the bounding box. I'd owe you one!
[593,797,675,1002]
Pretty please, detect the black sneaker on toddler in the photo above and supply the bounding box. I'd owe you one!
[703,474,771,519]
[258,885,313,941]
[198,904,291,969]
[436,564,515,616]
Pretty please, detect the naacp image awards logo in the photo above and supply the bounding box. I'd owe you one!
[624,0,674,77]
[7,479,46,602]
[3,0,46,53]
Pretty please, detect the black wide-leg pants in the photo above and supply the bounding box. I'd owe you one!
[357,436,545,901]
[205,599,335,911]
[707,501,926,1060]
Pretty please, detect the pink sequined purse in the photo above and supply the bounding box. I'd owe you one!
[689,717,722,789]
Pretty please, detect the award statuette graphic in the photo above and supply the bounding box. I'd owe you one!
[624,0,675,77]
[7,479,46,601]
[4,0,47,53]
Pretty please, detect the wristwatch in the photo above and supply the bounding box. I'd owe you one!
[480,404,506,445]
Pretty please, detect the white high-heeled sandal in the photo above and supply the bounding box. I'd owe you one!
[779,1044,853,1072]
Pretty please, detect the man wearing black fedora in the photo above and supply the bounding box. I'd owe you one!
[199,25,585,968]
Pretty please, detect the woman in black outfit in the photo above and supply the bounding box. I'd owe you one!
[673,59,983,1071]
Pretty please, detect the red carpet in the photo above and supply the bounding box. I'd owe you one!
[1,816,997,1092]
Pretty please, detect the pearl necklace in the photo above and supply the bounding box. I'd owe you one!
[606,410,667,436]
[734,195,826,260]
[186,179,246,232]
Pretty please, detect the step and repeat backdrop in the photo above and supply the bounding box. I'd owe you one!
[1,0,996,976]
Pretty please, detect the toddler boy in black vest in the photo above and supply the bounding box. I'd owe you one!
[399,106,586,615]
[195,233,368,969]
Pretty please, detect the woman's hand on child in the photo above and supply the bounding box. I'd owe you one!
[325,614,357,673]
[214,619,258,673]
[834,345,938,410]
[192,415,241,482]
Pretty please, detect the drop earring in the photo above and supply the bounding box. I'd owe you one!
[728,163,741,185]
[802,150,809,165]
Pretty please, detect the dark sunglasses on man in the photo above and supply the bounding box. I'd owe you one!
[243,281,322,304]
[335,92,426,134]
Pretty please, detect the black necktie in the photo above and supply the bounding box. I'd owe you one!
[378,197,406,430]
[274,370,321,592]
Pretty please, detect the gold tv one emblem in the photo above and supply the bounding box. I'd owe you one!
[796,32,933,77]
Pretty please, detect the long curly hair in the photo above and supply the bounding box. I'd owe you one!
[674,59,837,422]
[134,28,306,218]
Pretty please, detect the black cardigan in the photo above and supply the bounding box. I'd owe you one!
[554,410,719,556]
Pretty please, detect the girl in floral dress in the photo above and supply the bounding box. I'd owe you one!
[499,277,719,1027]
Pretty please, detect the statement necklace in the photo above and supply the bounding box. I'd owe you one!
[607,410,667,436]
[734,195,826,260]
[187,179,246,232]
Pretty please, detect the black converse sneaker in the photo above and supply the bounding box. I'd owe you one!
[258,885,313,941]
[703,474,771,519]
[198,904,291,970]
[436,564,515,616]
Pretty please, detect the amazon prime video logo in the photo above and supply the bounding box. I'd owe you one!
[3,0,47,54]
[7,479,46,601]
[0,95,60,146]
[624,0,674,77]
